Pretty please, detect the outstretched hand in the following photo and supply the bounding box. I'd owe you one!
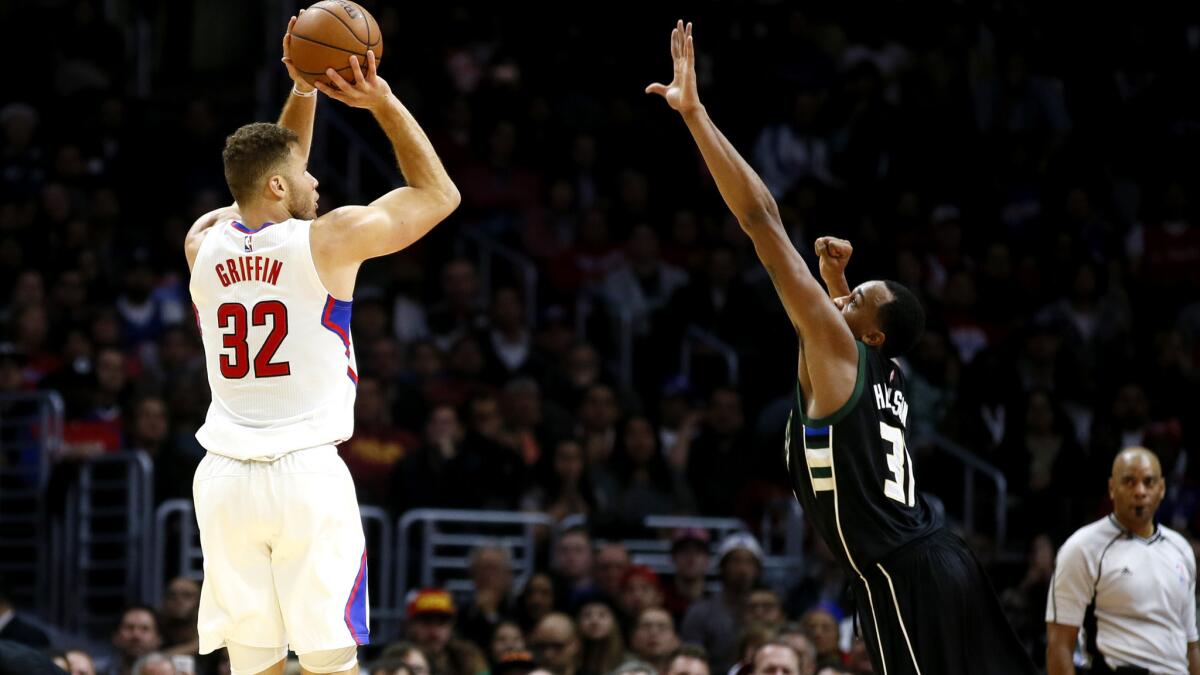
[313,51,393,111]
[281,12,315,94]
[645,20,701,114]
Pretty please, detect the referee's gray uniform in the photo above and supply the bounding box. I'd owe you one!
[1047,514,1198,674]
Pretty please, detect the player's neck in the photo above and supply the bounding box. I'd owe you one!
[239,203,291,231]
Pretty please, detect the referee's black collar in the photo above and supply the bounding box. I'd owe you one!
[1107,513,1163,544]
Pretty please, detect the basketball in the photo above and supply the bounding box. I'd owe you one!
[289,0,383,87]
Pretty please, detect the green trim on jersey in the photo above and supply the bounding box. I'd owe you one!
[796,341,868,428]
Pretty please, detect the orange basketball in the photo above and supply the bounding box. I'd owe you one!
[289,1,383,87]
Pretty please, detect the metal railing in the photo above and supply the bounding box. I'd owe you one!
[914,432,1008,549]
[61,452,154,637]
[456,229,540,329]
[397,509,551,607]
[575,288,636,388]
[0,392,64,621]
[150,499,204,606]
[681,325,740,386]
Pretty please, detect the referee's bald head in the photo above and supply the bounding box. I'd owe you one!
[1111,446,1162,478]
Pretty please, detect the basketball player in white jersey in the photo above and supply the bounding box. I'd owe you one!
[183,16,459,675]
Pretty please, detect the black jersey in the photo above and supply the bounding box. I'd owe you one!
[785,341,939,572]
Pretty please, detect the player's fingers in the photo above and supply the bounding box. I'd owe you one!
[645,83,668,97]
[348,54,365,85]
[670,25,679,61]
[325,66,353,92]
[313,80,345,101]
[365,49,377,82]
[686,34,694,68]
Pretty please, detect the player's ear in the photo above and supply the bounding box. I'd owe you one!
[267,173,287,200]
[862,329,885,348]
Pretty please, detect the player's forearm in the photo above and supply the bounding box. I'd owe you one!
[821,270,851,299]
[680,106,780,228]
[370,94,458,201]
[1188,642,1200,675]
[278,89,316,159]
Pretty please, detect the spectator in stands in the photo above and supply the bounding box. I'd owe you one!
[393,405,487,512]
[576,384,622,479]
[52,649,98,675]
[685,389,756,517]
[127,396,198,506]
[664,645,709,675]
[801,608,844,671]
[516,573,558,633]
[618,565,665,626]
[158,577,199,656]
[529,613,581,675]
[774,625,817,675]
[752,642,806,675]
[428,259,486,352]
[522,438,600,525]
[464,394,527,510]
[378,642,432,675]
[129,653,175,675]
[339,376,418,506]
[601,224,689,337]
[500,377,558,472]
[489,621,527,667]
[405,589,488,675]
[99,605,163,675]
[594,543,632,604]
[460,545,518,648]
[681,533,763,673]
[629,608,681,675]
[743,589,784,633]
[662,529,711,622]
[482,287,543,383]
[609,660,656,675]
[610,416,695,532]
[0,573,49,648]
[576,599,628,675]
[733,624,777,675]
[553,526,599,608]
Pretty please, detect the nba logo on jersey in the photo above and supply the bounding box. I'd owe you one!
[244,235,253,253]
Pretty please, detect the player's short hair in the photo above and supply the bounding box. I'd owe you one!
[877,280,925,359]
[222,122,299,205]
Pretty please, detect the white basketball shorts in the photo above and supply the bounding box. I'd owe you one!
[193,444,369,655]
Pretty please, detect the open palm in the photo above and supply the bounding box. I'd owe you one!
[646,20,700,114]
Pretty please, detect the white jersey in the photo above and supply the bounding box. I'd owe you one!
[1047,514,1198,674]
[190,218,357,460]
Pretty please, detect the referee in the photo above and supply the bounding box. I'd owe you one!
[1046,447,1200,675]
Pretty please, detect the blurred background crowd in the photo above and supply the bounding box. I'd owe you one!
[1,0,1198,673]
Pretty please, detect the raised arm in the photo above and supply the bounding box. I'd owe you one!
[279,12,316,158]
[814,236,853,300]
[311,51,460,267]
[647,21,857,415]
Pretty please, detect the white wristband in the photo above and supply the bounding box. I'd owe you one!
[292,84,317,97]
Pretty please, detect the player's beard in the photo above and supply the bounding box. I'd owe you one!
[287,189,317,221]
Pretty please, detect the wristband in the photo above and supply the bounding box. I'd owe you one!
[292,84,317,97]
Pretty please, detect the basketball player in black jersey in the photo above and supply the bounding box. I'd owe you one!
[647,22,1037,674]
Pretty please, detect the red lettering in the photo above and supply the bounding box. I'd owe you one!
[215,264,231,287]
[267,260,282,285]
[225,259,240,283]
[239,257,250,281]
[254,255,264,281]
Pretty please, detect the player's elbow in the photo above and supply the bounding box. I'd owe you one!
[737,204,782,233]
